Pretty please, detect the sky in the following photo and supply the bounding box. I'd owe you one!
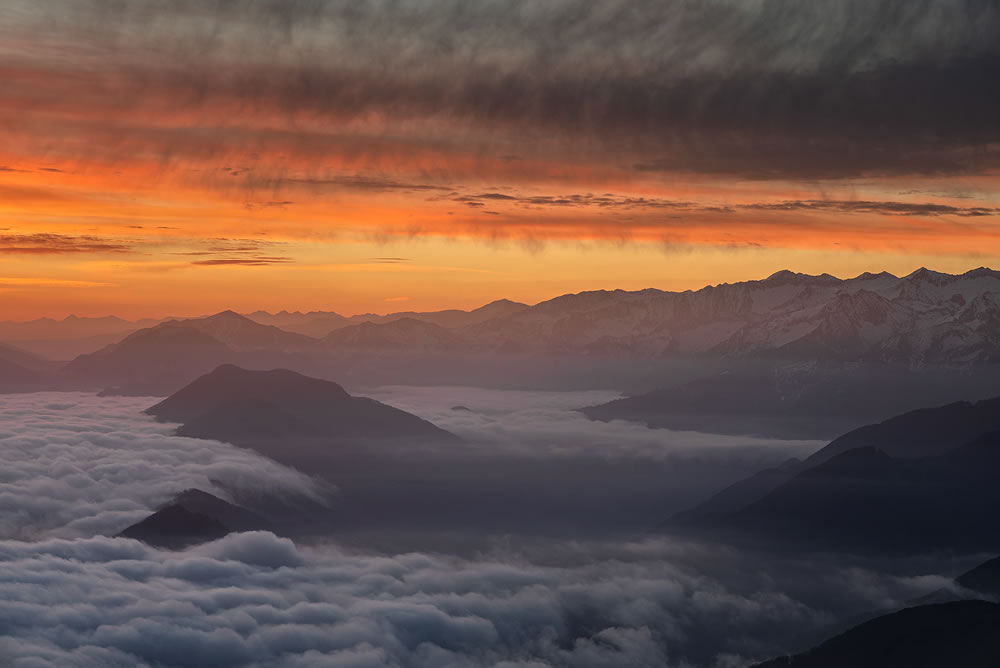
[1,0,999,319]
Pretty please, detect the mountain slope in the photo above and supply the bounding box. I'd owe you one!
[0,357,49,393]
[60,322,236,394]
[754,601,1000,668]
[353,298,529,329]
[323,317,468,352]
[0,342,54,372]
[455,267,1000,360]
[117,504,231,549]
[245,300,528,338]
[170,488,270,533]
[698,432,1000,551]
[801,396,1000,463]
[180,310,317,352]
[146,365,459,462]
[673,394,1000,524]
[116,489,269,548]
[245,310,351,337]
[957,555,1000,598]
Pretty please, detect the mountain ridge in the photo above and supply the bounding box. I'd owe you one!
[146,365,460,473]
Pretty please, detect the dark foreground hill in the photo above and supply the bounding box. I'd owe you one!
[754,601,1000,668]
[116,489,269,549]
[958,555,1000,598]
[720,436,1000,551]
[117,504,230,549]
[675,395,1000,520]
[145,365,459,471]
[670,396,1000,551]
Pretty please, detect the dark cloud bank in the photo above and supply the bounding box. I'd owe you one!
[5,0,999,179]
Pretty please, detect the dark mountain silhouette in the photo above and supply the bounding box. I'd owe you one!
[179,310,317,352]
[245,310,351,338]
[0,314,149,341]
[958,555,1000,598]
[56,312,317,395]
[117,504,230,549]
[684,432,1000,551]
[754,601,1000,668]
[0,342,55,372]
[674,395,1000,524]
[323,317,468,352]
[145,365,459,470]
[245,299,528,338]
[0,314,165,360]
[61,322,236,395]
[116,489,269,548]
[0,357,48,393]
[356,298,529,329]
[673,458,802,523]
[802,396,1000,463]
[583,361,1000,440]
[169,488,270,533]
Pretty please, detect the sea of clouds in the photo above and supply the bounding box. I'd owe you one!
[364,386,823,461]
[0,393,328,541]
[0,392,972,667]
[0,529,965,668]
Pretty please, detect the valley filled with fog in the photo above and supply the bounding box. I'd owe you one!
[0,391,977,668]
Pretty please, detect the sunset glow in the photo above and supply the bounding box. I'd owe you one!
[2,1,999,319]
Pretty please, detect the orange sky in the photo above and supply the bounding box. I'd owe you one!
[2,1,999,319]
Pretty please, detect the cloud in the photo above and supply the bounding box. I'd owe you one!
[364,386,821,462]
[451,192,1000,218]
[304,387,823,534]
[2,0,998,181]
[742,200,1000,218]
[190,257,293,266]
[453,193,698,210]
[0,393,328,541]
[288,176,452,192]
[0,277,111,288]
[0,530,968,668]
[0,387,981,667]
[0,234,132,254]
[178,238,295,266]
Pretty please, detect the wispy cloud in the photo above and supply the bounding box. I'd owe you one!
[0,234,132,254]
[0,277,111,287]
[190,257,293,266]
[742,200,1000,218]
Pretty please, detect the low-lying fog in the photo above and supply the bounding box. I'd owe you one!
[0,391,976,667]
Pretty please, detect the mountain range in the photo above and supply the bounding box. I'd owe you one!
[3,268,1000,438]
[6,267,1000,361]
